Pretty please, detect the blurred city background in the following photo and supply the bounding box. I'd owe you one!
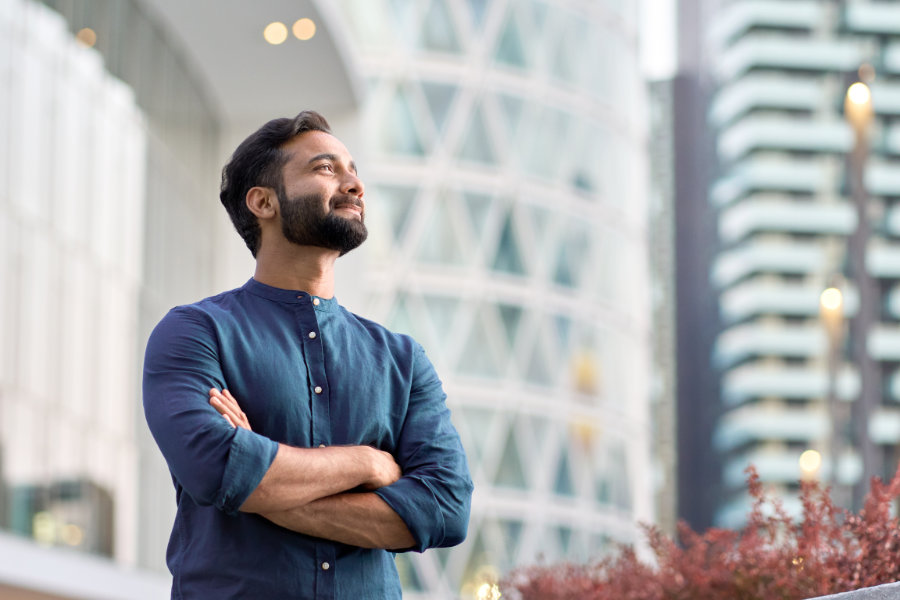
[1,0,898,598]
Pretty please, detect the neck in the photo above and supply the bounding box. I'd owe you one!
[253,242,340,298]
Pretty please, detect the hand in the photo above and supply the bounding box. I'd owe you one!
[361,446,402,490]
[209,388,252,431]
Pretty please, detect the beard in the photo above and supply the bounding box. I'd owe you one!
[278,188,368,256]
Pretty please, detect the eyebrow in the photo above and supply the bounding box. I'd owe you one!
[308,153,358,175]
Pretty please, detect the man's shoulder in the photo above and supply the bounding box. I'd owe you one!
[155,285,249,330]
[337,307,420,352]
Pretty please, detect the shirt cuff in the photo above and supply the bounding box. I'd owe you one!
[375,476,444,552]
[215,427,279,515]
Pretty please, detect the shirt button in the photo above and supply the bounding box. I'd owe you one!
[312,298,320,306]
[314,386,323,394]
[308,331,317,339]
[318,444,326,448]
[321,562,330,571]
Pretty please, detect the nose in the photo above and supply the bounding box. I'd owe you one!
[341,171,365,200]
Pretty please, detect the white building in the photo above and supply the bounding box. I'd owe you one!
[0,0,655,597]
[703,0,900,527]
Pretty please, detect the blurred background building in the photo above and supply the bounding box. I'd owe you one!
[0,0,664,598]
[674,0,900,530]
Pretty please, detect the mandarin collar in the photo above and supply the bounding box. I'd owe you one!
[243,278,337,312]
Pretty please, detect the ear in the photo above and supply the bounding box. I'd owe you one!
[246,186,277,220]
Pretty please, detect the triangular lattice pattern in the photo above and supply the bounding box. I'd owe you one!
[330,0,649,597]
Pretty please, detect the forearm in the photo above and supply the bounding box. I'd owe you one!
[208,388,402,516]
[240,444,385,513]
[261,492,416,550]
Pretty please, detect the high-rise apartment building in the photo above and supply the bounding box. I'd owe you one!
[0,0,655,597]
[695,0,900,527]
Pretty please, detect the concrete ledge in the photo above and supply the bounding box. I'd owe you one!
[807,582,900,599]
[0,530,170,600]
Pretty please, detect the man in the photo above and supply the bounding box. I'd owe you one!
[143,111,473,599]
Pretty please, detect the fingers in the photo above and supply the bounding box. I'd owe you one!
[209,388,252,431]
[222,388,239,405]
[362,446,403,489]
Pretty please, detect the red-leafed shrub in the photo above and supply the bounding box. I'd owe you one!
[503,466,900,600]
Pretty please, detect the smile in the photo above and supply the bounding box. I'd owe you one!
[333,203,363,218]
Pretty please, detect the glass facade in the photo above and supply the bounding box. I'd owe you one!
[0,0,147,565]
[34,0,223,575]
[322,0,653,596]
[0,0,219,593]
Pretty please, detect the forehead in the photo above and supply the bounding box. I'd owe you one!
[281,130,353,164]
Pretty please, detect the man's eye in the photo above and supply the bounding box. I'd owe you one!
[316,164,334,172]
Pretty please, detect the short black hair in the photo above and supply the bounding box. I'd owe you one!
[219,110,332,257]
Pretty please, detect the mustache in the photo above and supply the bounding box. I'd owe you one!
[329,195,363,211]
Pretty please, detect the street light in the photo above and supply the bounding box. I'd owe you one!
[799,449,822,481]
[820,285,845,491]
[843,78,879,508]
[845,83,873,129]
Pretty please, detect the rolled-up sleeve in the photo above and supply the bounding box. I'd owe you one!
[142,306,278,515]
[375,344,474,552]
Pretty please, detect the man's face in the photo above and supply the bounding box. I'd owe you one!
[276,130,367,255]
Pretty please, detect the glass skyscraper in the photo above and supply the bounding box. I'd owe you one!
[321,1,653,595]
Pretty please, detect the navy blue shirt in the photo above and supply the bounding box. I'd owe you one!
[143,279,473,599]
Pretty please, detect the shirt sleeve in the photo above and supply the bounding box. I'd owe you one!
[142,306,279,515]
[374,343,474,552]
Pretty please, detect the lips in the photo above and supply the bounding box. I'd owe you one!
[331,197,363,216]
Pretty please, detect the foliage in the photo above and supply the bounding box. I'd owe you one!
[503,466,900,600]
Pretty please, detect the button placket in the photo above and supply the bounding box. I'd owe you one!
[301,296,331,470]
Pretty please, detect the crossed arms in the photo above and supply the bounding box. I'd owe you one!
[209,388,415,550]
[143,305,472,554]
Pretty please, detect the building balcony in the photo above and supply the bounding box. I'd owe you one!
[865,162,900,197]
[711,79,900,130]
[716,493,804,529]
[889,371,900,400]
[847,4,900,36]
[718,196,854,242]
[884,284,900,318]
[709,1,821,49]
[721,361,859,407]
[867,243,900,279]
[715,322,827,367]
[884,207,900,238]
[710,74,821,127]
[718,324,900,366]
[716,35,864,83]
[869,407,900,445]
[718,116,851,163]
[715,450,861,528]
[722,447,860,488]
[887,43,900,75]
[720,277,859,323]
[869,325,900,361]
[711,159,840,208]
[712,240,827,288]
[716,325,900,403]
[869,83,900,117]
[714,159,900,209]
[715,239,900,285]
[714,404,828,452]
